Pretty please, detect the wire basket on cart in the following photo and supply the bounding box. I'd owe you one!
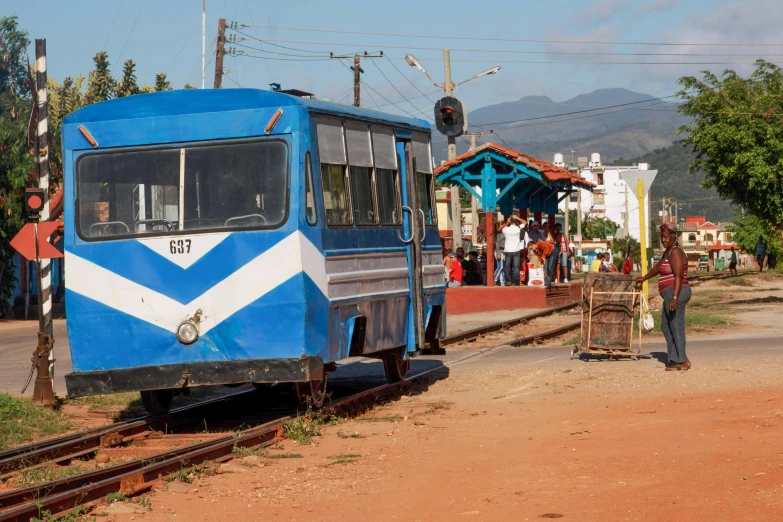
[571,273,643,360]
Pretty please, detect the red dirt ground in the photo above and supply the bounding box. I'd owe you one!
[94,344,783,522]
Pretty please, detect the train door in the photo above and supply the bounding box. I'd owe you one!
[396,139,425,352]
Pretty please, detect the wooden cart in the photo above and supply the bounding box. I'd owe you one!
[571,273,643,360]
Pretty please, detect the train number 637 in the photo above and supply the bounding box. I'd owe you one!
[169,239,192,254]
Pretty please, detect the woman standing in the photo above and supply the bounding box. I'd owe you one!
[756,236,767,272]
[636,224,692,371]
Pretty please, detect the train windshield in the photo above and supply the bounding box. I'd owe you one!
[76,139,288,239]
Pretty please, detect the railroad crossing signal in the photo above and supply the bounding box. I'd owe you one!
[10,221,63,261]
[434,96,468,137]
[24,188,45,215]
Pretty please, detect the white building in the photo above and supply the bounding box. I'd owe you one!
[559,153,654,248]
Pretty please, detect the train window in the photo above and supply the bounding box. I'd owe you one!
[416,172,436,226]
[321,164,352,225]
[371,126,397,170]
[77,148,180,238]
[349,166,376,225]
[183,141,287,230]
[315,116,347,165]
[76,139,289,239]
[344,120,373,168]
[304,152,317,225]
[376,168,400,225]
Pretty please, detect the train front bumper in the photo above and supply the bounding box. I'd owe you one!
[64,356,324,397]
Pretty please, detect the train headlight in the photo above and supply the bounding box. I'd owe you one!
[176,321,199,345]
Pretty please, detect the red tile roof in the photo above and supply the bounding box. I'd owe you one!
[434,142,595,189]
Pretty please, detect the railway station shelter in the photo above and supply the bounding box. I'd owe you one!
[434,143,595,287]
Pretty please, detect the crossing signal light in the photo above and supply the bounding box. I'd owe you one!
[434,96,467,137]
[24,188,45,216]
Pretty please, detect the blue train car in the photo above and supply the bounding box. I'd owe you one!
[60,89,446,413]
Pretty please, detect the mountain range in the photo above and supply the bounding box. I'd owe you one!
[430,87,734,222]
[431,88,688,163]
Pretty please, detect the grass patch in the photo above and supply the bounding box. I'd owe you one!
[634,309,733,335]
[421,401,453,415]
[67,392,142,411]
[165,463,217,483]
[718,277,754,287]
[326,453,361,466]
[283,417,321,445]
[32,504,94,522]
[357,415,404,423]
[337,431,365,439]
[0,394,72,451]
[106,492,152,511]
[561,333,581,346]
[9,464,87,488]
[231,444,266,458]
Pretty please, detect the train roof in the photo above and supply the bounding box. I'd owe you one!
[63,88,431,131]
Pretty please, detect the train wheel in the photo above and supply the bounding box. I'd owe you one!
[140,389,174,415]
[295,373,328,409]
[383,351,410,383]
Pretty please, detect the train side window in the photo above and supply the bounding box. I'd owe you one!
[376,168,400,225]
[349,166,376,225]
[304,152,317,225]
[412,132,437,226]
[321,164,352,225]
[416,172,436,226]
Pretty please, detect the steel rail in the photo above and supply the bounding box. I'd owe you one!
[0,318,584,520]
[441,301,579,346]
[0,388,258,477]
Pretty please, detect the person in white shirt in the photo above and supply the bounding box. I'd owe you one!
[502,216,523,285]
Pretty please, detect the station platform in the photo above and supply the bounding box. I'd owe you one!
[446,281,581,316]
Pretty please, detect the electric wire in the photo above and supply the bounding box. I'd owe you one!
[240,37,783,58]
[102,0,125,53]
[242,0,276,82]
[237,25,783,48]
[369,58,428,115]
[116,0,148,63]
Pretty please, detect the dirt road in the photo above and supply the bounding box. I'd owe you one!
[94,333,783,522]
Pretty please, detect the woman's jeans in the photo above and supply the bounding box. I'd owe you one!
[494,254,505,284]
[660,286,692,364]
[546,246,560,287]
[504,250,521,285]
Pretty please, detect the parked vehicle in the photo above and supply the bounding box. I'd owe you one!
[61,89,446,413]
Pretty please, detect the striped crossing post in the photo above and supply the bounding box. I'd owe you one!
[35,39,55,391]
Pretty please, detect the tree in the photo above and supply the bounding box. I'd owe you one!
[612,236,641,261]
[183,83,196,90]
[729,212,781,256]
[0,16,34,316]
[677,61,783,226]
[116,59,139,98]
[85,51,116,103]
[154,73,171,92]
[566,209,619,240]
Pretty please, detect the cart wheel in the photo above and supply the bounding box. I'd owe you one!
[570,347,576,360]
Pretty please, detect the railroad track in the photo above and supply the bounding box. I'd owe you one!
[441,301,582,349]
[0,306,589,521]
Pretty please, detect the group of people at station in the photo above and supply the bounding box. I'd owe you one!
[442,216,577,289]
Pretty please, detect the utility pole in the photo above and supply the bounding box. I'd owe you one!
[214,18,226,88]
[623,183,630,238]
[442,49,463,249]
[201,0,206,89]
[572,150,583,256]
[330,52,383,107]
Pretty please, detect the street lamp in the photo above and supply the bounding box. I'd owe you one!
[405,51,501,97]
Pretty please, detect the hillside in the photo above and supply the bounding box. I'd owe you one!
[616,144,735,223]
[431,88,687,163]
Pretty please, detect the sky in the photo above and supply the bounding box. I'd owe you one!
[7,0,783,122]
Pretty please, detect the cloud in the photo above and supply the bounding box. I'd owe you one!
[574,0,630,23]
[637,0,678,14]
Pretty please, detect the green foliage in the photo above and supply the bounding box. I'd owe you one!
[0,393,71,450]
[12,464,87,488]
[183,83,196,90]
[85,51,116,103]
[32,504,94,522]
[677,61,783,225]
[116,59,140,98]
[154,73,171,92]
[283,416,321,445]
[728,212,782,255]
[612,236,640,261]
[0,16,34,317]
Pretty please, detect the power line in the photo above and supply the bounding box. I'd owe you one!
[246,38,783,58]
[237,25,783,48]
[116,0,147,63]
[383,54,437,104]
[103,0,125,52]
[470,92,686,127]
[223,72,244,87]
[241,1,276,82]
[369,59,426,115]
